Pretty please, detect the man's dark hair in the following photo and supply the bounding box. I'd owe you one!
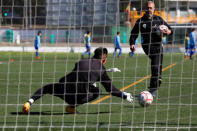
[38,31,42,35]
[117,32,120,35]
[93,47,108,59]
[87,31,90,34]
[191,28,195,32]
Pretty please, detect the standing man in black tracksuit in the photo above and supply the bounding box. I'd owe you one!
[22,47,133,114]
[129,1,173,96]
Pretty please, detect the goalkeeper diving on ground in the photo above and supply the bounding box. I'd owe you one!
[22,47,133,114]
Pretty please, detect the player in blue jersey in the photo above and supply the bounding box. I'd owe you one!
[113,32,122,58]
[34,31,42,59]
[189,29,196,59]
[82,31,91,58]
[184,33,190,58]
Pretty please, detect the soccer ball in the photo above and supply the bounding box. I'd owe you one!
[138,91,153,107]
[159,25,168,32]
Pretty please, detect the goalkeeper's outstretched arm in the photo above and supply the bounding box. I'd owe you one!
[101,70,133,103]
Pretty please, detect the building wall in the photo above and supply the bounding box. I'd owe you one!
[46,0,119,26]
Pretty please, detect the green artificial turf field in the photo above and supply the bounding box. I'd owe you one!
[0,52,196,131]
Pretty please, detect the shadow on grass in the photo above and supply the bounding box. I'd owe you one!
[124,105,142,108]
[11,111,111,115]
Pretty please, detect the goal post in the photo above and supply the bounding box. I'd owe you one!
[0,0,197,130]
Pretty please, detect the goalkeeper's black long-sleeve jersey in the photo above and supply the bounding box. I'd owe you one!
[129,15,172,49]
[59,58,126,99]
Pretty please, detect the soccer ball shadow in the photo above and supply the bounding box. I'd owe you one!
[11,111,67,115]
[11,111,112,115]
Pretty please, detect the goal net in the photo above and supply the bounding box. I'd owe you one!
[0,0,197,130]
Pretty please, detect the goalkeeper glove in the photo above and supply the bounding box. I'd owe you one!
[123,92,133,103]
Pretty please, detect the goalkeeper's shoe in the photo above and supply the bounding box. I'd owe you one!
[22,101,31,114]
[66,105,79,114]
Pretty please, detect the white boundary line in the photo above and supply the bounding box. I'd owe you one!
[0,126,196,129]
[171,25,197,28]
[0,46,184,53]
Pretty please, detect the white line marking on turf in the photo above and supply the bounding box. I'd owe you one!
[0,62,7,64]
[0,126,196,129]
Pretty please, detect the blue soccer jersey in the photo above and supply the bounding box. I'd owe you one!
[189,32,196,49]
[34,36,41,49]
[114,36,121,48]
